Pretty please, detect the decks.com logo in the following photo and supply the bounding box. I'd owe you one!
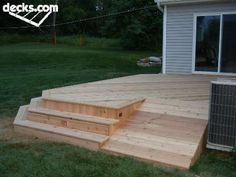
[2,3,58,27]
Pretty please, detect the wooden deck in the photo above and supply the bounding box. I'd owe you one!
[14,74,220,169]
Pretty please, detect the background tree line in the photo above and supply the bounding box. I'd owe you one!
[0,0,163,50]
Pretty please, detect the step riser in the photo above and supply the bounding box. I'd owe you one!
[27,112,115,135]
[42,99,143,120]
[14,125,102,151]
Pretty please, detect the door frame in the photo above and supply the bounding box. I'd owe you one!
[192,11,236,76]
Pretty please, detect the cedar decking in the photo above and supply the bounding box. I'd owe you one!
[14,74,218,169]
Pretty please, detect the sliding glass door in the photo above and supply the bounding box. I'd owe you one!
[221,14,236,73]
[194,13,236,74]
[195,16,220,72]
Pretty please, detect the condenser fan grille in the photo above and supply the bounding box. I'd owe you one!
[207,78,236,151]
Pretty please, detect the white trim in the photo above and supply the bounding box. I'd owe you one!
[192,11,236,75]
[162,5,167,74]
[217,14,223,72]
[192,11,236,17]
[193,71,236,76]
[192,14,197,73]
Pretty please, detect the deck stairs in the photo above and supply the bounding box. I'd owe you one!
[14,96,144,150]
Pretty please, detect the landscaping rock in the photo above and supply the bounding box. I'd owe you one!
[137,56,162,67]
[149,56,161,62]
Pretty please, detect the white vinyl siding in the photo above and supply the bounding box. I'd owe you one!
[165,2,236,74]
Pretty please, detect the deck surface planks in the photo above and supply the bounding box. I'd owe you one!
[16,74,227,169]
[43,74,217,120]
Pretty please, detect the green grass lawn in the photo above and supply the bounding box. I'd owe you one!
[0,141,235,177]
[0,41,235,177]
[0,42,159,117]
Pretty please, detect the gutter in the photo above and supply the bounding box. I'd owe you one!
[159,0,225,5]
[154,0,163,13]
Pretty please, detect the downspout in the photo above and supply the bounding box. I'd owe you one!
[162,6,167,74]
[154,0,166,74]
[154,0,163,13]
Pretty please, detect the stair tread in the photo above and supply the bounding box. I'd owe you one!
[42,95,145,109]
[102,138,192,169]
[28,107,119,125]
[15,119,109,143]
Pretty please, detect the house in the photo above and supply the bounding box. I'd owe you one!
[156,0,236,75]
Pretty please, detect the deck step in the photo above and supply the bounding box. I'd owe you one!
[42,98,145,120]
[27,107,119,135]
[14,106,109,150]
[101,110,208,169]
[102,138,192,169]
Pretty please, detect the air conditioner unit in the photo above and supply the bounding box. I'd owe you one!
[207,78,236,152]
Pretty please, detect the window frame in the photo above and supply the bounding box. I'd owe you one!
[192,12,236,75]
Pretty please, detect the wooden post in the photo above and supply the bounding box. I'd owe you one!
[80,33,84,47]
[53,31,57,46]
[52,0,58,47]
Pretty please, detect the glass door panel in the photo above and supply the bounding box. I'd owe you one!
[195,16,220,72]
[220,14,236,73]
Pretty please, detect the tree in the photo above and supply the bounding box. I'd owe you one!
[98,0,162,49]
